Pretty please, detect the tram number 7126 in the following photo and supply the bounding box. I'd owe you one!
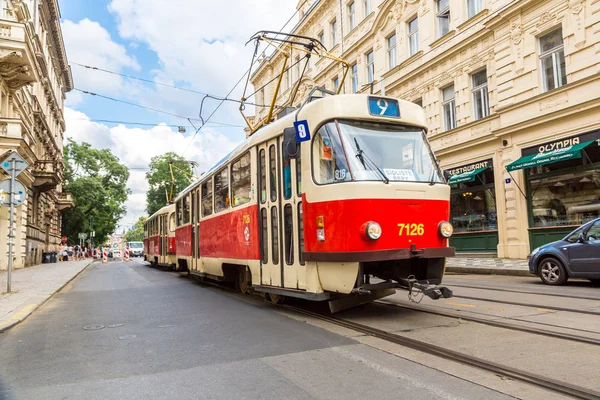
[397,223,424,236]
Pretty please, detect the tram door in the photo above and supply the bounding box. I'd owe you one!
[257,137,306,289]
[160,213,167,264]
[191,189,199,272]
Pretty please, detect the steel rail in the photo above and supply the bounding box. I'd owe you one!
[453,295,600,316]
[375,300,600,346]
[282,304,600,400]
[445,283,600,302]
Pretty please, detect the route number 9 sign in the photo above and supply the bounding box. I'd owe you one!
[368,97,400,118]
[293,120,311,143]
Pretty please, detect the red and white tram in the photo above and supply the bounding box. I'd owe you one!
[144,203,177,269]
[172,94,455,311]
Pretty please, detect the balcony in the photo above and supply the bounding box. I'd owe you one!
[32,160,61,192]
[57,192,74,211]
[0,17,36,91]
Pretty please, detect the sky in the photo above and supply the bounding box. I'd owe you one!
[60,0,298,232]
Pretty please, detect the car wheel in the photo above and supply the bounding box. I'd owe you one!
[539,257,568,285]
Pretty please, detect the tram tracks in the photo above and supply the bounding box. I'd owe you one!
[282,303,600,400]
[451,295,600,316]
[446,283,600,302]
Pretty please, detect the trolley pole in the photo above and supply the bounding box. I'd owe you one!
[7,158,15,293]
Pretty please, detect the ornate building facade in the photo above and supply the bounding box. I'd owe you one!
[0,0,73,270]
[251,0,600,259]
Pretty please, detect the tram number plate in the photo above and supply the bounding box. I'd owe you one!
[398,223,424,236]
[368,97,400,118]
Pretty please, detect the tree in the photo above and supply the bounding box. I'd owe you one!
[62,139,130,245]
[125,216,147,242]
[146,152,193,215]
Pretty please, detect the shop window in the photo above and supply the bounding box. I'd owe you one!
[202,178,213,216]
[269,145,277,202]
[408,17,419,57]
[540,28,566,92]
[387,34,397,70]
[450,168,497,233]
[467,0,482,18]
[472,69,489,120]
[437,0,450,37]
[527,143,600,228]
[231,152,251,207]
[348,2,356,30]
[366,50,374,84]
[312,123,352,185]
[259,149,266,204]
[442,85,456,131]
[351,63,358,93]
[182,195,190,224]
[271,206,279,264]
[214,168,229,213]
[284,204,294,265]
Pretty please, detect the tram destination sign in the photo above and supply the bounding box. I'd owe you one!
[368,97,400,118]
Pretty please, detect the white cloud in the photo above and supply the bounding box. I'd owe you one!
[62,18,140,104]
[64,107,240,231]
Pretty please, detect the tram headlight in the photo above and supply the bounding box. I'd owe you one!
[366,222,382,240]
[439,221,454,238]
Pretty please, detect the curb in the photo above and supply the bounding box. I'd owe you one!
[446,266,533,277]
[0,260,94,333]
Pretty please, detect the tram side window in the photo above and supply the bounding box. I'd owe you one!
[169,213,176,232]
[214,168,229,213]
[298,202,304,265]
[259,149,266,204]
[176,200,183,226]
[269,145,277,201]
[271,206,279,264]
[202,178,213,217]
[312,123,351,184]
[182,195,190,224]
[284,204,293,265]
[260,208,268,264]
[282,143,292,200]
[296,158,302,195]
[231,152,251,207]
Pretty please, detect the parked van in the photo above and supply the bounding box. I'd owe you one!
[128,241,144,257]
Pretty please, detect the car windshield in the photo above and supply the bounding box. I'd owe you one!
[312,120,443,184]
[130,243,143,248]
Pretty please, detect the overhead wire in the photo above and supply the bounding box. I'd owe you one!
[65,117,244,129]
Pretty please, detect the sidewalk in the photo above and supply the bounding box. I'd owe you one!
[446,257,531,276]
[0,259,94,332]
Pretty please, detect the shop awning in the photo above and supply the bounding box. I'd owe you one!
[448,167,488,185]
[506,141,596,172]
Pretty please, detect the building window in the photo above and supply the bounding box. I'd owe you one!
[351,63,359,93]
[437,0,450,37]
[295,56,300,81]
[333,76,339,92]
[366,50,374,84]
[442,85,456,131]
[231,152,251,207]
[471,69,489,120]
[363,0,371,16]
[387,34,397,70]
[214,168,229,213]
[348,2,356,30]
[408,17,419,57]
[413,98,423,108]
[467,0,482,18]
[201,178,213,216]
[331,19,337,46]
[318,30,325,46]
[540,28,567,92]
[285,70,291,90]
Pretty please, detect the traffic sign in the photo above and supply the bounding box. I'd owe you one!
[0,179,27,207]
[1,151,29,176]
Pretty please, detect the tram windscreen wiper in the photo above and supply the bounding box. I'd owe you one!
[354,138,389,184]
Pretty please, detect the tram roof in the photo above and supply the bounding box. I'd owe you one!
[147,203,175,221]
[173,94,426,202]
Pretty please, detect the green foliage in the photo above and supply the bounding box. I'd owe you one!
[62,139,130,244]
[125,215,147,242]
[146,152,193,215]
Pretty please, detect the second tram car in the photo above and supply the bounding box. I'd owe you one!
[172,94,454,311]
[144,204,177,269]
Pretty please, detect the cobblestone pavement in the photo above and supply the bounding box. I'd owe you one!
[446,257,530,276]
[0,259,93,331]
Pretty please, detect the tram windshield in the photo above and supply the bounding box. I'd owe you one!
[312,120,443,184]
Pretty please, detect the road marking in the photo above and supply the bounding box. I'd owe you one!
[485,307,505,311]
[445,301,477,308]
[535,308,558,313]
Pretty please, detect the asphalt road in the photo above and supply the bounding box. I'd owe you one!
[0,260,512,400]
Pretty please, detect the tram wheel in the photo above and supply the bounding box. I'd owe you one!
[237,268,250,295]
[268,293,284,304]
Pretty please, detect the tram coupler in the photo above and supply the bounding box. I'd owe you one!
[396,278,453,301]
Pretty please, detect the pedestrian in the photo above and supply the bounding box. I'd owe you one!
[58,242,67,262]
